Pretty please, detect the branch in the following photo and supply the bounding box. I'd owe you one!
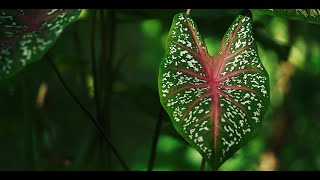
[200,157,206,171]
[147,106,164,171]
[91,9,102,125]
[46,55,130,171]
[100,9,114,169]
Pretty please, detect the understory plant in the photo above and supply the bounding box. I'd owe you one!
[0,9,319,170]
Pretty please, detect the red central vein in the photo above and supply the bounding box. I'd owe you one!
[170,67,209,81]
[180,92,213,123]
[216,69,261,82]
[214,17,244,79]
[167,15,261,162]
[212,89,219,158]
[165,83,210,100]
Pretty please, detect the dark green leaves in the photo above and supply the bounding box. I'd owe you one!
[0,9,81,79]
[259,9,320,24]
[158,10,270,170]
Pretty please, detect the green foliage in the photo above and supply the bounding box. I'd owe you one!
[258,9,320,24]
[0,9,319,171]
[158,10,270,169]
[0,9,81,79]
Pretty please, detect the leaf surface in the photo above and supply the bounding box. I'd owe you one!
[258,9,320,24]
[158,10,270,169]
[0,9,81,79]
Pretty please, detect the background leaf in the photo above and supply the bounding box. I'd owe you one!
[0,9,319,171]
[257,9,320,24]
[158,10,270,169]
[0,9,81,79]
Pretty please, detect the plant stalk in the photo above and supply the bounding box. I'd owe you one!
[99,9,115,170]
[46,55,130,170]
[200,157,206,171]
[21,76,35,170]
[91,9,102,130]
[147,106,164,171]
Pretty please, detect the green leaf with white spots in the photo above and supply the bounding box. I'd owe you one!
[0,9,81,79]
[258,9,320,24]
[158,10,270,170]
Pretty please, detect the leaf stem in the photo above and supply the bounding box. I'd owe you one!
[186,9,191,15]
[21,76,35,170]
[73,19,87,97]
[200,157,206,171]
[46,55,130,171]
[91,9,102,130]
[100,9,116,170]
[147,106,164,171]
[93,9,107,169]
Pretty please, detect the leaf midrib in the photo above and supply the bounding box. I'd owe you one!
[164,13,264,168]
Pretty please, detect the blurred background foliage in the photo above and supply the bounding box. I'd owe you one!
[1,9,320,170]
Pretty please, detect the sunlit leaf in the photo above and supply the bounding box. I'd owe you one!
[0,9,81,79]
[158,10,270,169]
[258,9,320,24]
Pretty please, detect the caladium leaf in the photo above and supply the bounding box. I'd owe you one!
[158,10,270,169]
[0,9,82,79]
[258,9,320,24]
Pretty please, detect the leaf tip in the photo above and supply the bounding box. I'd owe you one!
[240,9,252,18]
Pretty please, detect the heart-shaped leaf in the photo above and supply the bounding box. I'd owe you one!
[258,9,320,24]
[158,10,270,169]
[0,9,82,79]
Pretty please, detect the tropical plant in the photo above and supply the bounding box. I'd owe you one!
[0,9,319,171]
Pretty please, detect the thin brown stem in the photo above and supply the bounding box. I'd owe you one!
[200,157,206,171]
[21,76,35,169]
[91,10,102,126]
[100,9,116,170]
[73,21,87,97]
[92,10,106,169]
[147,106,164,171]
[46,55,130,171]
[107,9,116,168]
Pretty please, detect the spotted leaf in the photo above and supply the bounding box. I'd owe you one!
[259,9,320,24]
[0,9,81,79]
[158,10,270,170]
